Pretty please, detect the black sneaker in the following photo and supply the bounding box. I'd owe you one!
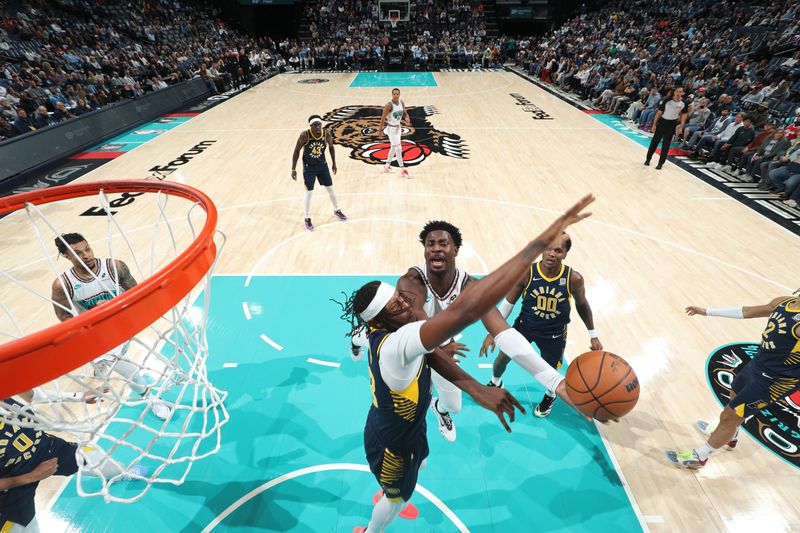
[534,393,557,418]
[486,379,504,389]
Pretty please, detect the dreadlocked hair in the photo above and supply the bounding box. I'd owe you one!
[419,220,463,248]
[331,281,381,338]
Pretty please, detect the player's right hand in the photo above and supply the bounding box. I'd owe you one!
[684,306,707,316]
[291,170,297,181]
[472,386,526,432]
[28,458,59,482]
[536,194,595,248]
[440,341,469,360]
[479,334,495,357]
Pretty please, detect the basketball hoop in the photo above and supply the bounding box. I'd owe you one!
[0,180,229,502]
[389,10,399,29]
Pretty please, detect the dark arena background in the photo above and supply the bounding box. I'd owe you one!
[1,1,799,532]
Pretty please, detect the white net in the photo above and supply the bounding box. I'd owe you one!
[0,184,229,502]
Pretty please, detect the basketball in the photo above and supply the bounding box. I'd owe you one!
[564,351,639,421]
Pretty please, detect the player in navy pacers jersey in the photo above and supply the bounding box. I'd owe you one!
[482,232,603,417]
[291,114,347,231]
[1,393,147,532]
[667,291,800,469]
[339,194,597,533]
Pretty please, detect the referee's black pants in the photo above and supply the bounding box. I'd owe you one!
[646,118,678,167]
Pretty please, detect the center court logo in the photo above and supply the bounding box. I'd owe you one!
[707,343,800,469]
[322,105,468,167]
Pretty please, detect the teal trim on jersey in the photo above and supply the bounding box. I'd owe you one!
[89,116,194,152]
[52,275,641,532]
[350,72,438,87]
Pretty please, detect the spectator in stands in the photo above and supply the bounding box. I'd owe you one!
[12,108,35,135]
[0,98,17,122]
[52,102,73,122]
[638,88,663,129]
[32,106,52,129]
[685,107,732,151]
[0,116,14,141]
[737,126,788,181]
[681,98,712,145]
[693,111,744,159]
[767,144,800,198]
[712,116,758,169]
[748,103,770,128]
[759,138,800,190]
[73,98,93,116]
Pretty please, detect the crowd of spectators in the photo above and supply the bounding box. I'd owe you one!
[0,0,289,142]
[514,0,800,204]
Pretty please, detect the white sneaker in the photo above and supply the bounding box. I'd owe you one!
[151,400,171,420]
[383,164,392,173]
[430,398,456,442]
[731,169,741,176]
[695,420,738,450]
[722,164,732,172]
[784,199,798,208]
[709,162,721,169]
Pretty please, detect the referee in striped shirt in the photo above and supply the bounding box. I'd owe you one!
[645,87,688,170]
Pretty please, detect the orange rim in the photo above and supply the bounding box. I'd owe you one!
[0,180,218,399]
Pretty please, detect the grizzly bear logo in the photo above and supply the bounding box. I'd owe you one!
[322,105,468,167]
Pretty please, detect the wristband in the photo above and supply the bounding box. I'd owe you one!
[706,307,744,319]
[587,329,598,339]
[498,298,514,319]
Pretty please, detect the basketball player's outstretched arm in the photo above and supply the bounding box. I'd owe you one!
[418,194,595,352]
[290,131,308,180]
[685,296,789,319]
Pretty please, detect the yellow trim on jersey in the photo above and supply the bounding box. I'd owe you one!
[536,262,565,283]
[1,521,15,533]
[522,264,535,294]
[734,403,745,417]
[379,448,404,486]
[785,298,800,313]
[566,266,573,299]
[309,127,323,140]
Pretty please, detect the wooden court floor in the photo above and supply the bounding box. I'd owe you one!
[20,71,800,532]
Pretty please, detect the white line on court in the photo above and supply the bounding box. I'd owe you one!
[259,333,283,351]
[644,515,665,524]
[689,197,736,201]
[222,363,238,368]
[307,357,341,368]
[198,463,469,533]
[477,363,493,369]
[243,216,490,287]
[241,301,251,320]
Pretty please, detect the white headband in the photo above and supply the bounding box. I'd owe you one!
[309,117,323,125]
[359,282,395,322]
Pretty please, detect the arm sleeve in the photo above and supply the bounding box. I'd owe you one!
[378,321,428,391]
[494,328,564,392]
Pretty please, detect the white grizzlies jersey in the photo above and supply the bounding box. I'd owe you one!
[386,100,404,127]
[413,264,470,317]
[60,259,121,313]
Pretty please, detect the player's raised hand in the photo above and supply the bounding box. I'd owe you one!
[685,306,707,316]
[440,341,469,360]
[479,334,495,357]
[536,194,595,248]
[471,385,526,432]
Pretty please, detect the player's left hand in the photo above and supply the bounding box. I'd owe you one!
[590,337,603,351]
[331,163,337,174]
[440,341,469,361]
[471,386,526,432]
[83,387,110,404]
[291,170,297,181]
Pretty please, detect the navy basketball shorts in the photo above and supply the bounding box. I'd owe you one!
[516,327,568,369]
[302,165,332,190]
[728,361,800,417]
[364,426,429,502]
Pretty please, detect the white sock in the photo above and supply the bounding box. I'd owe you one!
[109,358,149,396]
[545,389,556,399]
[491,376,502,385]
[304,190,313,218]
[695,442,719,461]
[325,186,339,210]
[366,494,404,532]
